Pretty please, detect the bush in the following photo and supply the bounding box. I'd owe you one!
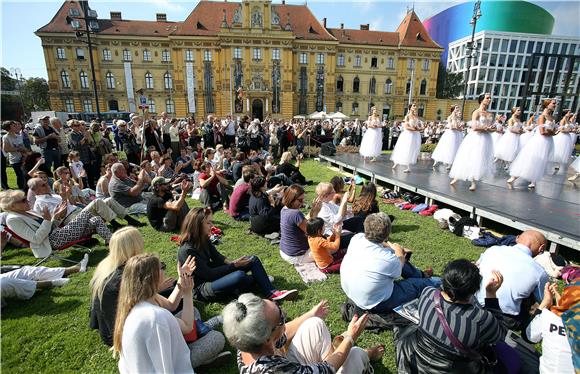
[288,145,320,157]
[420,143,437,153]
[336,145,360,153]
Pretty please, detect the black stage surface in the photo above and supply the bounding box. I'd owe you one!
[319,153,580,250]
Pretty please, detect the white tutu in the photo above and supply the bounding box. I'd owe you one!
[552,132,574,165]
[494,131,520,162]
[391,130,421,165]
[491,132,503,153]
[569,132,578,146]
[571,156,580,173]
[509,132,554,182]
[432,129,463,165]
[519,131,534,148]
[449,131,494,181]
[359,127,383,158]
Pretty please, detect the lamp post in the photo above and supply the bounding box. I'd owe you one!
[67,0,101,120]
[461,0,482,119]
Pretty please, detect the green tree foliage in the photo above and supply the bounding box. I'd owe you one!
[436,64,464,99]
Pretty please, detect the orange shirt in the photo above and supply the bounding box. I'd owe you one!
[308,235,341,269]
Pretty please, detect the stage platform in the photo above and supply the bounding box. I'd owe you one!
[319,152,580,251]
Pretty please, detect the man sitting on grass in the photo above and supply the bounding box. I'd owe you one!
[108,162,151,215]
[341,212,440,313]
[147,177,191,232]
[227,168,254,221]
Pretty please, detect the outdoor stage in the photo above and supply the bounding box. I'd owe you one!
[319,152,580,251]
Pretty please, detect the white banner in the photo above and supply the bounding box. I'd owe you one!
[186,62,196,113]
[124,62,136,112]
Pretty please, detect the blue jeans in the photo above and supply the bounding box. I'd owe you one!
[209,256,275,298]
[10,162,26,190]
[371,262,442,313]
[42,148,61,176]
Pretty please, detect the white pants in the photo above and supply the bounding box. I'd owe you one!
[64,198,127,225]
[286,317,372,374]
[0,266,64,300]
[280,249,315,265]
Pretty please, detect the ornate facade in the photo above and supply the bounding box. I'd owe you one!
[36,0,444,120]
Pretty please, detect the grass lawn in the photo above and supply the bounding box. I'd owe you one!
[1,160,487,374]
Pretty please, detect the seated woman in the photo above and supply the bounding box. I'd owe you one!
[351,183,380,218]
[276,151,311,185]
[396,259,508,374]
[177,207,297,302]
[0,189,111,258]
[53,166,89,206]
[279,184,313,265]
[249,176,284,236]
[525,281,577,374]
[330,176,356,205]
[198,161,230,212]
[223,294,385,374]
[307,218,344,273]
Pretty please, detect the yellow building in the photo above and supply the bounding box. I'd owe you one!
[36,0,446,120]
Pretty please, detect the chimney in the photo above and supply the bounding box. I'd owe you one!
[282,0,285,4]
[110,12,122,21]
[156,13,167,22]
[322,18,327,28]
[360,24,369,30]
[340,23,344,29]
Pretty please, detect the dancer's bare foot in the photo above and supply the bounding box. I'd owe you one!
[449,179,457,186]
[370,157,377,162]
[403,168,410,173]
[569,173,579,181]
[528,182,536,189]
[507,177,516,184]
[392,163,397,170]
[366,344,386,362]
[469,182,477,191]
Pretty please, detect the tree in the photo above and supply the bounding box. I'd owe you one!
[436,64,464,99]
[1,67,24,120]
[21,77,50,113]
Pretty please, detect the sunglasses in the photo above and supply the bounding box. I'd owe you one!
[272,303,286,332]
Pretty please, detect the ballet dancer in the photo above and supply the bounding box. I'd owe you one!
[449,93,495,191]
[494,107,524,169]
[432,105,464,171]
[359,106,384,162]
[491,114,505,155]
[391,103,423,173]
[520,112,537,148]
[552,109,575,171]
[507,98,558,189]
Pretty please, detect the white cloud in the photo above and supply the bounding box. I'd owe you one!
[149,0,186,12]
[549,3,580,37]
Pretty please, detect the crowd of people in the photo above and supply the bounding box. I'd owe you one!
[0,107,578,374]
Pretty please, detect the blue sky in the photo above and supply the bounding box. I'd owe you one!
[1,0,579,79]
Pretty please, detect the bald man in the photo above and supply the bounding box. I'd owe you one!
[475,230,548,331]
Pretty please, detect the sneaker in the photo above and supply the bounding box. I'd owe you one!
[270,239,281,245]
[205,315,224,329]
[268,275,275,283]
[264,232,279,240]
[79,253,89,273]
[270,289,298,301]
[200,351,232,367]
[52,278,71,287]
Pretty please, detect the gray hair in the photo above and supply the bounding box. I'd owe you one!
[364,212,392,243]
[222,293,272,353]
[27,177,44,191]
[49,117,61,126]
[111,162,125,175]
[0,190,26,211]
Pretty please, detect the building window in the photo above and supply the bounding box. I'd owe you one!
[371,57,378,68]
[387,57,394,69]
[316,53,325,65]
[148,98,156,113]
[272,48,281,60]
[420,79,427,95]
[102,48,112,61]
[385,79,392,94]
[143,49,152,62]
[407,58,415,70]
[83,98,92,112]
[185,49,194,62]
[76,48,85,60]
[252,48,262,60]
[406,79,411,94]
[354,55,361,67]
[233,47,242,59]
[164,72,173,90]
[79,71,89,89]
[64,98,74,112]
[162,50,171,62]
[369,77,376,94]
[145,72,154,89]
[352,102,359,115]
[336,76,344,93]
[336,101,343,112]
[353,77,360,93]
[203,50,212,61]
[337,54,345,67]
[165,99,175,113]
[299,52,308,64]
[106,72,115,89]
[56,47,66,60]
[123,49,132,62]
[60,70,71,88]
[418,103,425,117]
[422,59,429,71]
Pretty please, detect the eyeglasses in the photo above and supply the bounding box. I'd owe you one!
[272,303,286,332]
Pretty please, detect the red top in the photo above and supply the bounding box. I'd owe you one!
[228,183,250,217]
[199,172,219,195]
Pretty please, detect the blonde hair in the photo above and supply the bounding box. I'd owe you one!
[90,227,144,304]
[542,98,555,109]
[315,182,333,196]
[280,151,293,164]
[0,190,25,211]
[112,253,160,355]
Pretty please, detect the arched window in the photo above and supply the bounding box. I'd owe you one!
[406,79,411,95]
[335,101,343,113]
[385,79,392,94]
[145,72,154,89]
[420,79,427,95]
[106,72,115,89]
[165,98,175,113]
[164,72,173,90]
[369,77,376,94]
[148,98,156,113]
[60,70,71,88]
[79,71,89,89]
[352,102,359,115]
[418,103,425,117]
[353,77,360,93]
[336,76,344,93]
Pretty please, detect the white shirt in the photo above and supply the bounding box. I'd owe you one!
[526,309,574,374]
[118,301,194,374]
[70,160,85,179]
[318,202,342,236]
[33,194,78,217]
[340,233,402,310]
[169,126,180,142]
[225,120,236,136]
[475,244,548,316]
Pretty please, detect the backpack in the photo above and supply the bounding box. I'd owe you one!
[341,298,410,333]
[451,216,478,237]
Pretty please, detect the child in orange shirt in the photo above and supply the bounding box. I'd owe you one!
[306,218,345,273]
